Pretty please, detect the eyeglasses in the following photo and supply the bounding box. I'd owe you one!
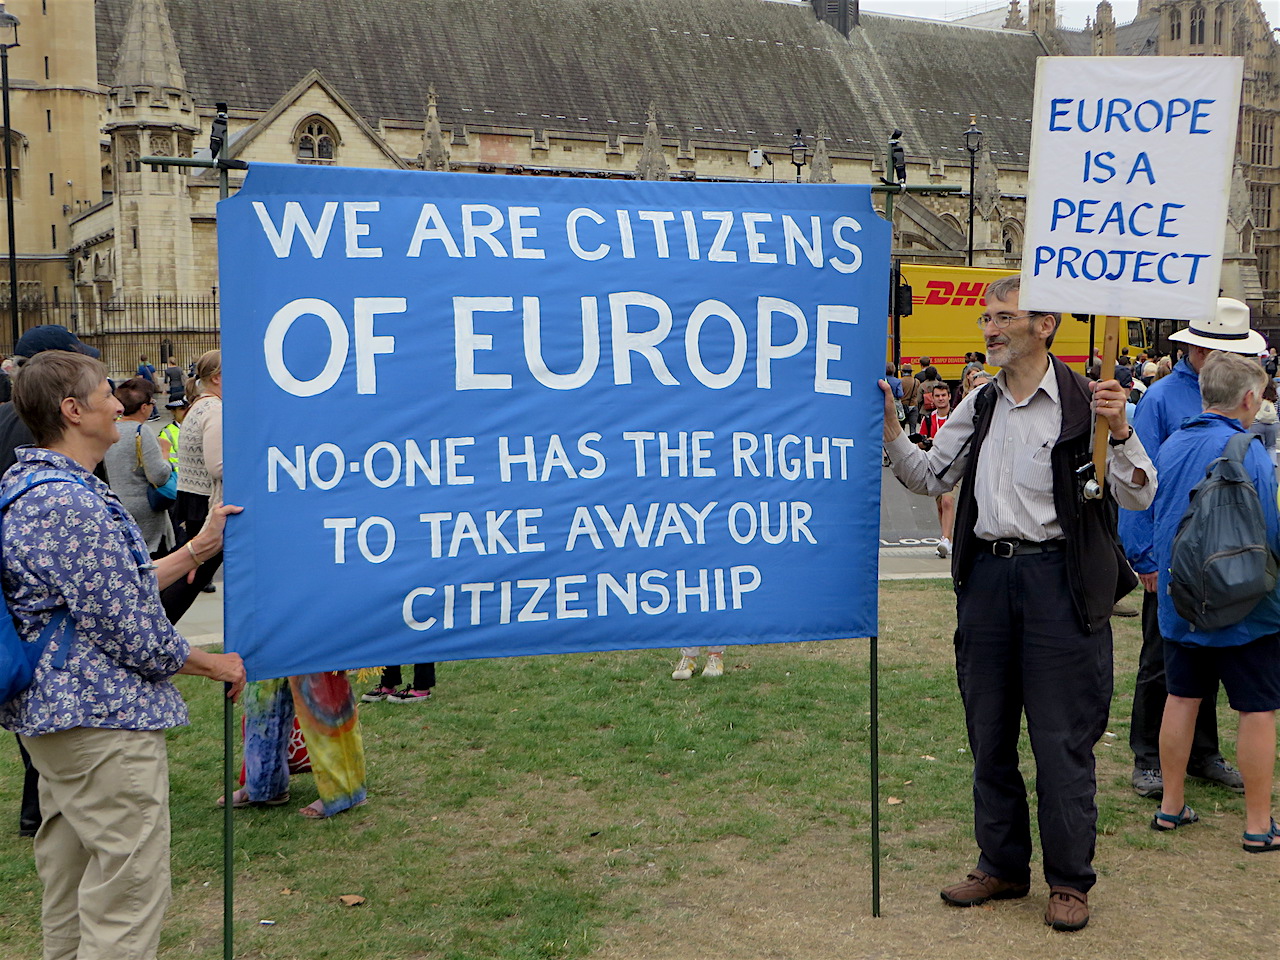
[976,312,1041,329]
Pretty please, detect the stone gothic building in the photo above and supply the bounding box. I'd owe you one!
[1,0,1277,357]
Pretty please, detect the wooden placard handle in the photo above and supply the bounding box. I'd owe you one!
[1090,315,1121,488]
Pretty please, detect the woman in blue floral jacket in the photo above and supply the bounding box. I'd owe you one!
[0,351,245,960]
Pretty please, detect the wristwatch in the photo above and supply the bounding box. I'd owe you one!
[1108,427,1134,446]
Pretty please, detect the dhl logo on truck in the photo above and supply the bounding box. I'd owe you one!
[912,281,989,308]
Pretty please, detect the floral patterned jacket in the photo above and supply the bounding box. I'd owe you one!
[0,448,190,737]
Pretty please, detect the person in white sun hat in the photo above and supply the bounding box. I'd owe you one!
[1119,297,1265,804]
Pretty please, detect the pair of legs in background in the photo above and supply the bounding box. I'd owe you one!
[362,662,436,703]
[1154,632,1279,852]
[1129,589,1240,798]
[231,673,367,818]
[934,492,955,558]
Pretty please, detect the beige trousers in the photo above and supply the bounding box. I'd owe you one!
[21,727,172,960]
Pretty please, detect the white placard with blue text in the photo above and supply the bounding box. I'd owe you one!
[218,165,888,681]
[1022,56,1242,320]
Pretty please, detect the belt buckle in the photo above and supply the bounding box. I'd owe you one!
[992,539,1016,559]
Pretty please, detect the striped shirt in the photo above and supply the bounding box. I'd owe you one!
[886,361,1155,540]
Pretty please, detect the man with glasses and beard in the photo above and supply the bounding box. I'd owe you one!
[879,275,1155,933]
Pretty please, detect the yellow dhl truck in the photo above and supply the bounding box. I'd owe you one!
[893,264,1149,381]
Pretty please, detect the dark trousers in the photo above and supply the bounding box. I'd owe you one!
[380,663,436,690]
[158,491,222,624]
[955,551,1112,893]
[1128,589,1222,770]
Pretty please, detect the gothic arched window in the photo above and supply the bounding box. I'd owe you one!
[1002,221,1023,257]
[1189,5,1205,45]
[296,117,338,164]
[1170,8,1182,41]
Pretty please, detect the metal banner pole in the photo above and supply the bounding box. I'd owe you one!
[870,635,881,918]
[216,148,243,960]
[223,684,234,960]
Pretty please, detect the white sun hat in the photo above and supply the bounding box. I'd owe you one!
[1168,297,1266,354]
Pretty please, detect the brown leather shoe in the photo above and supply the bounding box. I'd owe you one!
[940,869,1031,907]
[1044,886,1089,932]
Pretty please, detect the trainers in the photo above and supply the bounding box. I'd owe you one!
[1044,886,1089,932]
[386,687,432,704]
[936,538,951,559]
[1132,767,1163,800]
[1189,757,1246,794]
[671,656,697,680]
[701,653,724,678]
[939,870,1030,907]
[360,686,394,703]
[1111,600,1139,617]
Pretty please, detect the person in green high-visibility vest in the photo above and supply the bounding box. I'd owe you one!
[158,399,185,467]
[158,399,186,549]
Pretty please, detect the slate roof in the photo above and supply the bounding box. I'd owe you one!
[95,0,1046,166]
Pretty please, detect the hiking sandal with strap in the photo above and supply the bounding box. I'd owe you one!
[1150,805,1198,831]
[1242,818,1280,853]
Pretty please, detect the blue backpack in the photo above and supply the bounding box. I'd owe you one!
[1169,432,1279,632]
[0,471,85,704]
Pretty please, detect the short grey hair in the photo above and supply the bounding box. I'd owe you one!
[12,352,107,447]
[1200,350,1267,412]
[983,275,1063,348]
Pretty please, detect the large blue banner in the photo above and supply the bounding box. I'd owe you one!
[219,165,888,680]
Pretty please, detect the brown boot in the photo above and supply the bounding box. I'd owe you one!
[940,869,1030,907]
[1044,886,1089,932]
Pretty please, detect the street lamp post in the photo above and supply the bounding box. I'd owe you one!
[0,3,19,350]
[790,129,808,183]
[963,114,982,267]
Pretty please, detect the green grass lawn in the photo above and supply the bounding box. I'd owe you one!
[0,581,1254,960]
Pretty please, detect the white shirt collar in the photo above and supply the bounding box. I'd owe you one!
[994,358,1058,408]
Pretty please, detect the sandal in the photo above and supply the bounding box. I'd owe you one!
[1151,805,1198,831]
[1242,818,1280,853]
[299,797,368,820]
[216,789,290,809]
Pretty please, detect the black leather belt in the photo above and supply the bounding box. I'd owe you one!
[983,538,1066,558]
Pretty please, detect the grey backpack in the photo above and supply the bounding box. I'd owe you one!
[1169,432,1278,632]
